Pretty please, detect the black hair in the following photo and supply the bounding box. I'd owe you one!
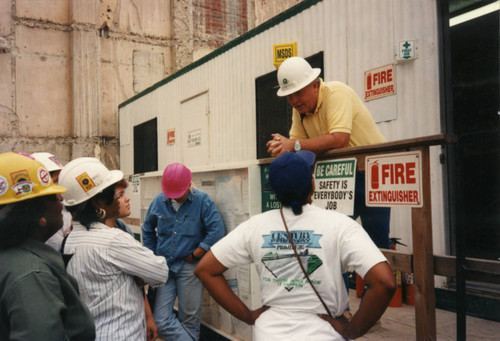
[277,180,312,216]
[0,195,57,250]
[66,183,116,230]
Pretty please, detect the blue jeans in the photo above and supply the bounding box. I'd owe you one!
[351,171,391,249]
[343,171,391,308]
[153,262,203,341]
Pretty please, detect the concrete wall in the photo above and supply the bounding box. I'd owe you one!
[0,0,275,168]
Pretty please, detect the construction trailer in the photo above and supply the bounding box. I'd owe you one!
[118,0,499,339]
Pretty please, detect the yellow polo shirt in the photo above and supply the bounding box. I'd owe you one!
[289,80,385,147]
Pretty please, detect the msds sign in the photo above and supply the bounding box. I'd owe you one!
[366,151,423,207]
[273,43,297,69]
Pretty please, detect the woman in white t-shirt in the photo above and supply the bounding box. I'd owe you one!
[194,151,396,340]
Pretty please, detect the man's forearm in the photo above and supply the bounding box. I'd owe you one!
[297,132,350,154]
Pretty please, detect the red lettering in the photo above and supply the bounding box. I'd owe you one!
[381,164,391,185]
[394,163,405,184]
[381,70,386,83]
[387,69,393,82]
[406,162,416,184]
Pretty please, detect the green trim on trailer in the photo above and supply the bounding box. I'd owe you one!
[119,0,322,109]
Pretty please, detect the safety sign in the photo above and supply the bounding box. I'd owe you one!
[364,63,396,101]
[313,158,357,215]
[366,151,423,207]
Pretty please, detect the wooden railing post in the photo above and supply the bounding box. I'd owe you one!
[411,146,437,340]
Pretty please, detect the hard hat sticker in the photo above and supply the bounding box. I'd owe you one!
[38,167,51,186]
[11,169,30,184]
[12,181,34,196]
[49,156,63,168]
[76,172,96,192]
[0,176,8,196]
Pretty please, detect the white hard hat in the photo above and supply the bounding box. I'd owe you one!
[276,57,321,97]
[31,152,64,172]
[58,157,123,206]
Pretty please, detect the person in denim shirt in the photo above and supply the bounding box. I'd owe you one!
[142,163,225,340]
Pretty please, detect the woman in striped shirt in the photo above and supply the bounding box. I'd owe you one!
[59,157,169,340]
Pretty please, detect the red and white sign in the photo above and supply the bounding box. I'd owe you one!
[167,129,175,145]
[37,167,51,186]
[364,63,396,101]
[366,151,423,207]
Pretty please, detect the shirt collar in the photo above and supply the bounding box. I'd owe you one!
[164,190,193,205]
[72,221,109,231]
[19,238,65,269]
[312,78,324,116]
[299,78,324,118]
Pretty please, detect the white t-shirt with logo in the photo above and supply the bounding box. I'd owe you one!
[211,204,387,340]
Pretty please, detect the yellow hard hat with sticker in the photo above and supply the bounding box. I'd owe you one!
[0,152,66,205]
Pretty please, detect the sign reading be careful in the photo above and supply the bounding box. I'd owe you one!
[313,158,357,215]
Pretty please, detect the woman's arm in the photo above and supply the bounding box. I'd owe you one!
[194,251,268,325]
[319,261,395,339]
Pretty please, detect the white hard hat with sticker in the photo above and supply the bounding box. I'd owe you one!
[276,57,321,97]
[58,157,123,206]
[31,152,64,172]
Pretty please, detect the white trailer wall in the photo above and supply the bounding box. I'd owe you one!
[119,1,447,336]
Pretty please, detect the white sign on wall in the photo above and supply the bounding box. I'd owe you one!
[313,158,357,215]
[366,151,423,207]
[364,63,396,101]
[398,40,417,61]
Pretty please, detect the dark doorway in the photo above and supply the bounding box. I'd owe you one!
[134,118,158,174]
[450,6,499,261]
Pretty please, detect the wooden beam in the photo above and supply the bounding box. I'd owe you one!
[381,249,412,273]
[411,147,436,340]
[381,250,500,284]
[258,134,456,165]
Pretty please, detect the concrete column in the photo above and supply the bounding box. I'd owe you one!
[70,0,101,138]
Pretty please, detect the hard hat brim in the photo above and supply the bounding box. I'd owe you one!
[276,68,321,97]
[0,184,66,206]
[163,185,190,199]
[62,169,124,207]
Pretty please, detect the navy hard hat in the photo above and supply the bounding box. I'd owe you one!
[269,151,315,199]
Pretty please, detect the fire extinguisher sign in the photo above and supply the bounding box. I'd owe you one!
[364,63,396,101]
[366,151,423,207]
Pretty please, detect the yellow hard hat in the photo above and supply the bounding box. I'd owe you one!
[0,152,66,205]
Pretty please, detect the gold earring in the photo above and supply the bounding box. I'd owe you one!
[39,217,47,227]
[96,208,106,220]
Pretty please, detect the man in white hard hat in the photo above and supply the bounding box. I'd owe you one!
[266,56,385,157]
[266,57,391,301]
[31,152,73,251]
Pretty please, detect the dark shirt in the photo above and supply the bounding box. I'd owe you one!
[0,239,95,340]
